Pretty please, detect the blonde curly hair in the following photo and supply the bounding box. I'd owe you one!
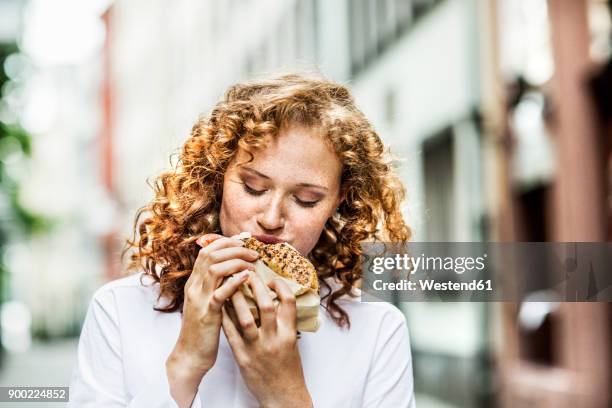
[123,72,412,329]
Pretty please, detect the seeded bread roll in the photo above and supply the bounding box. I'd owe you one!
[242,237,319,292]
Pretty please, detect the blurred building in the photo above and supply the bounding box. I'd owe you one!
[344,1,494,406]
[99,0,612,407]
[494,0,612,407]
[1,0,115,344]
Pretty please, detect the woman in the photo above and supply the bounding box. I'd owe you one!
[68,73,416,407]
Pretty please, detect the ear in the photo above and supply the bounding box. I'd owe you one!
[337,185,347,207]
[334,195,344,210]
[331,188,346,217]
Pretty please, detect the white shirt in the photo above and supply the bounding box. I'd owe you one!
[67,271,416,407]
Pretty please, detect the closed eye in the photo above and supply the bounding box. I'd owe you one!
[242,183,320,208]
[242,183,265,196]
[295,198,319,207]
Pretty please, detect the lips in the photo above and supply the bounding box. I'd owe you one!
[253,234,287,244]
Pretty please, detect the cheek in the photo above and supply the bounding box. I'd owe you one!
[220,184,254,226]
[291,209,332,251]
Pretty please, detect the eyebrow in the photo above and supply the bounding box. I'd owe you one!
[240,166,329,191]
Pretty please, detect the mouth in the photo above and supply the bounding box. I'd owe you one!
[253,234,287,244]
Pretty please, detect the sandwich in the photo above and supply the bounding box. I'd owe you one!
[241,236,319,294]
[227,232,321,332]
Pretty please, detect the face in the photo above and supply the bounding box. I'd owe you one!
[219,125,344,256]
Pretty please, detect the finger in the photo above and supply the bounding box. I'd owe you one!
[221,306,246,358]
[206,246,259,266]
[208,270,250,313]
[202,258,257,293]
[189,237,246,290]
[231,289,259,342]
[197,236,247,262]
[268,279,297,332]
[196,233,224,247]
[225,301,240,328]
[245,271,277,334]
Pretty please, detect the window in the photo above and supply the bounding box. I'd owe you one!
[294,0,316,61]
[349,0,442,76]
[423,129,455,241]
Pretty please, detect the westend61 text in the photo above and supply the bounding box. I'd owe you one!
[373,279,493,291]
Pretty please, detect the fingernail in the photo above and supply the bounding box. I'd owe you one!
[233,231,252,240]
[249,250,259,257]
[234,271,249,280]
[197,234,217,247]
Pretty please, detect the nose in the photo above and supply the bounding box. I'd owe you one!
[256,193,285,231]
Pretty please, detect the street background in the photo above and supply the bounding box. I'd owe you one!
[0,0,611,407]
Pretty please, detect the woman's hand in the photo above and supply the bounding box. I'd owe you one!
[166,233,260,407]
[221,273,313,408]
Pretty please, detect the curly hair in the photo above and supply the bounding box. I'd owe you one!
[123,72,412,329]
